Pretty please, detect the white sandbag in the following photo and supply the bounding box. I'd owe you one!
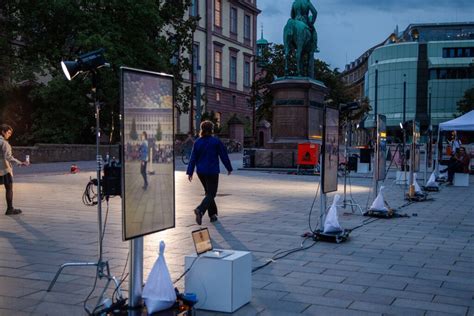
[413,174,423,193]
[426,171,438,188]
[369,186,388,212]
[324,194,343,233]
[143,241,177,314]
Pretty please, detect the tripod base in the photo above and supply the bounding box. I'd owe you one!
[423,186,439,192]
[48,260,124,314]
[405,192,429,202]
[339,199,364,215]
[313,229,350,243]
[363,208,408,218]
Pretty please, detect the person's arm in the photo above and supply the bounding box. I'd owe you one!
[186,142,198,180]
[3,142,23,165]
[217,141,233,174]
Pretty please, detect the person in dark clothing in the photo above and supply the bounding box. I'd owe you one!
[441,147,470,185]
[186,121,233,225]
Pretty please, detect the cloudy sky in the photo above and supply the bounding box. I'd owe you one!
[257,0,474,70]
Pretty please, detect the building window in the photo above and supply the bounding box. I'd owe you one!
[216,92,221,101]
[214,51,222,79]
[214,0,222,27]
[244,61,250,87]
[230,56,237,83]
[230,7,238,34]
[232,95,236,106]
[429,67,474,79]
[190,0,198,16]
[244,15,251,40]
[442,47,474,58]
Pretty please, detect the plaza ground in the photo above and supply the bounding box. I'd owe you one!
[0,154,473,315]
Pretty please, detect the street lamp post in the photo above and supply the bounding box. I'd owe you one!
[374,64,378,118]
[428,87,433,169]
[402,74,407,174]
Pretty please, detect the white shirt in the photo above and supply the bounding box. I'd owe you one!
[451,139,461,152]
[0,136,21,176]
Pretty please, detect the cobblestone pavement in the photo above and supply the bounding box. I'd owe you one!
[0,154,473,315]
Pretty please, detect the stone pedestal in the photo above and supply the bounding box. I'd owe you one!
[268,77,328,150]
[249,77,327,168]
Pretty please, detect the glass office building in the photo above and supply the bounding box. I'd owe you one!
[365,23,474,133]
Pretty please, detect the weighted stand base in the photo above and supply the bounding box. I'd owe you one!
[405,193,429,202]
[48,260,124,314]
[423,186,439,192]
[364,208,408,218]
[313,229,350,243]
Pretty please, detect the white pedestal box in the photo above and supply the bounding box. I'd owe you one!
[184,250,251,313]
[357,162,370,173]
[454,173,469,187]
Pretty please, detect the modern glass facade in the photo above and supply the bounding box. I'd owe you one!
[366,23,474,132]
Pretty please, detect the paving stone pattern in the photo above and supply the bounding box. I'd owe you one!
[0,154,473,315]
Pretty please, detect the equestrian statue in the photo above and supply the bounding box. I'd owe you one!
[283,0,319,78]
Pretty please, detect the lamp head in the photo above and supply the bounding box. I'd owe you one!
[399,122,403,129]
[61,48,109,81]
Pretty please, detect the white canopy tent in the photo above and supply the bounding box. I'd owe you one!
[438,110,474,131]
[436,110,474,172]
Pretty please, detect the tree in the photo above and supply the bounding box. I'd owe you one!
[130,117,138,141]
[457,87,474,114]
[251,44,356,123]
[155,122,162,142]
[0,1,197,144]
[251,44,288,122]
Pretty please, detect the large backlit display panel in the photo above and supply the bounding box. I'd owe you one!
[121,67,175,240]
[322,107,339,193]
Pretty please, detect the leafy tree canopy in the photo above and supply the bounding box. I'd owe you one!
[457,87,474,115]
[252,44,362,123]
[0,1,197,145]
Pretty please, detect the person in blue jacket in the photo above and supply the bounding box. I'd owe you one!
[187,121,233,225]
[139,131,149,190]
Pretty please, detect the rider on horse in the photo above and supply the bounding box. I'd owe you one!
[291,0,319,53]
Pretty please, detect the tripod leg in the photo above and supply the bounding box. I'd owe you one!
[48,262,97,292]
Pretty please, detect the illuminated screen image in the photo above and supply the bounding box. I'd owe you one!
[121,67,175,240]
[322,107,339,193]
[192,228,213,255]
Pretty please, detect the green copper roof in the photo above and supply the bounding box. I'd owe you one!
[256,26,269,45]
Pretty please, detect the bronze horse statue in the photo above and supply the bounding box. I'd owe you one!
[283,0,318,78]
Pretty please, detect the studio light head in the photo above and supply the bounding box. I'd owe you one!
[61,48,109,80]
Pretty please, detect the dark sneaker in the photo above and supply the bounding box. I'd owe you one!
[210,215,218,223]
[5,208,22,215]
[194,209,202,225]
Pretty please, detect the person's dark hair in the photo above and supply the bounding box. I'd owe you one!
[200,120,214,137]
[0,124,13,134]
[142,131,147,138]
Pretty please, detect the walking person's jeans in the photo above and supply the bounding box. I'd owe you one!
[196,173,219,217]
[140,161,148,187]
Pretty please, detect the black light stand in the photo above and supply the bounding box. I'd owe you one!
[48,50,124,314]
[339,120,363,215]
